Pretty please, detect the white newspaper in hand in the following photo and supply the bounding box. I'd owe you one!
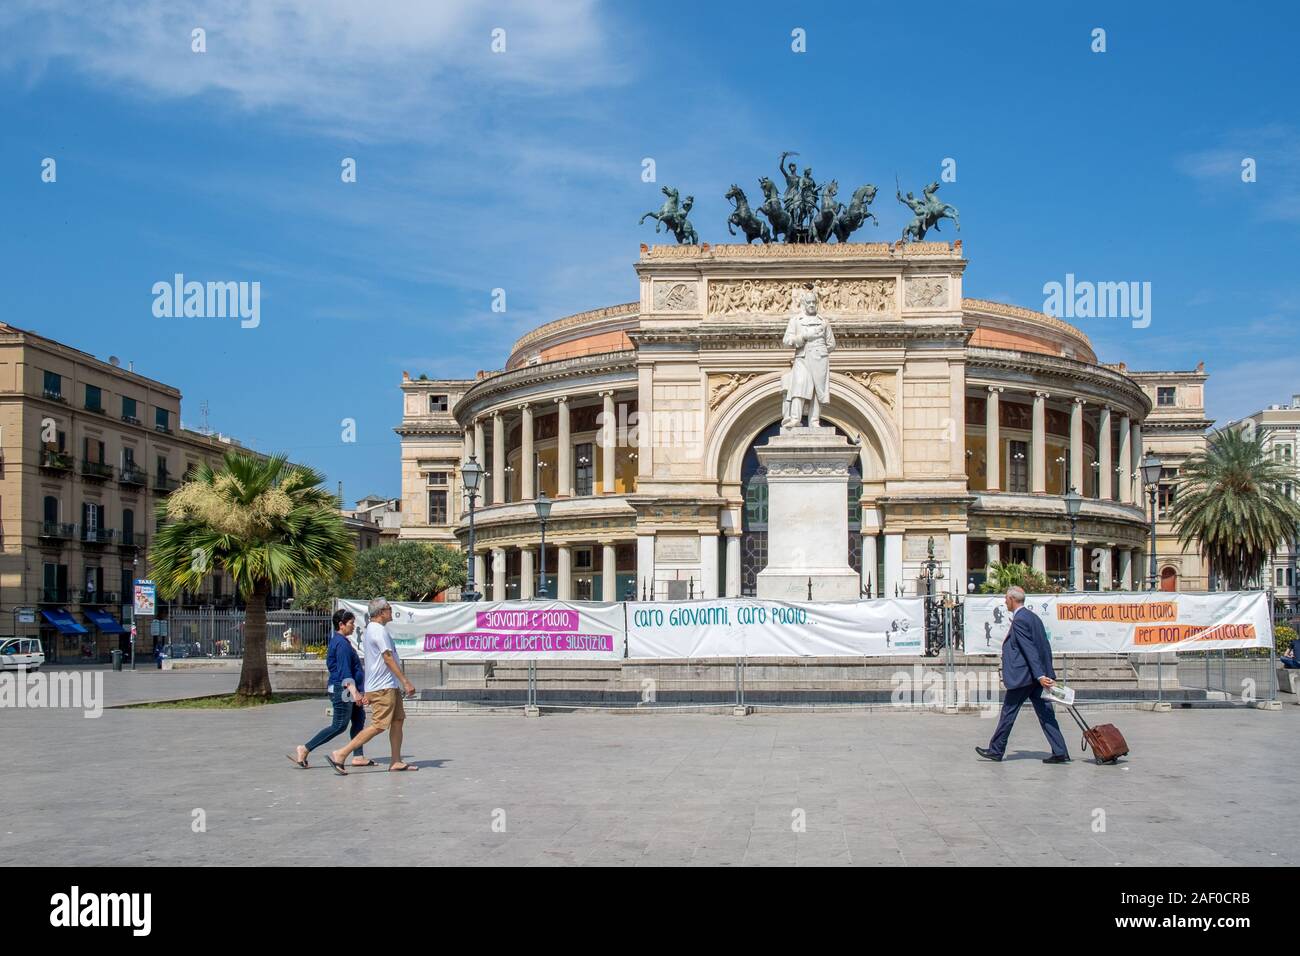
[1043,682,1075,705]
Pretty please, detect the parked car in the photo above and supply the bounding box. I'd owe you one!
[158,642,209,660]
[0,638,45,671]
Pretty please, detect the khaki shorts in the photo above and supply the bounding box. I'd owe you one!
[366,688,405,730]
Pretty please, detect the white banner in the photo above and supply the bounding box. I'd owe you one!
[335,600,626,660]
[963,591,1272,655]
[627,598,925,658]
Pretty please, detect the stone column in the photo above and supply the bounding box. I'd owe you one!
[463,427,473,463]
[520,547,534,600]
[861,533,878,597]
[986,540,1000,572]
[1070,397,1085,494]
[491,411,505,506]
[1032,391,1048,494]
[601,391,616,494]
[884,533,903,598]
[1098,546,1113,591]
[699,533,719,599]
[637,533,655,600]
[553,546,569,598]
[1119,548,1133,590]
[601,542,617,601]
[1117,413,1132,504]
[1072,544,1084,592]
[473,419,486,483]
[1131,421,1143,504]
[1098,406,1112,501]
[556,545,572,600]
[637,365,653,480]
[1032,542,1047,575]
[985,386,1002,491]
[473,553,486,597]
[725,533,742,598]
[520,403,534,501]
[555,397,571,498]
[949,531,968,596]
[491,548,506,602]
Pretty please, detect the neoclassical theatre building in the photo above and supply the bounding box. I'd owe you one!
[397,242,1207,601]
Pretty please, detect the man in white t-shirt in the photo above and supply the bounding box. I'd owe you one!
[327,598,419,774]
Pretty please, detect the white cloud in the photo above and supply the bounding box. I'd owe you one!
[1178,124,1300,224]
[0,0,618,141]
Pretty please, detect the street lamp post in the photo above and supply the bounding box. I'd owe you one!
[534,493,552,599]
[1063,487,1082,592]
[1140,452,1163,591]
[460,455,483,602]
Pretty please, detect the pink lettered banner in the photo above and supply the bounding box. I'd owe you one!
[335,600,626,660]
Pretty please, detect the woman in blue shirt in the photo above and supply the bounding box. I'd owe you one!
[287,609,373,768]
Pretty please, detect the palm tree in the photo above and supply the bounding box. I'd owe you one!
[978,561,1059,594]
[1170,429,1300,590]
[149,453,355,698]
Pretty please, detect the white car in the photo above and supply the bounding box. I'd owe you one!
[0,638,45,671]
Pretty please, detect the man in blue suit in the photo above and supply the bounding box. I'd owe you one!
[976,586,1070,764]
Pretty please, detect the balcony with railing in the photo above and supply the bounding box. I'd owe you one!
[39,521,76,541]
[81,527,117,546]
[81,459,114,481]
[84,402,106,416]
[80,590,119,607]
[119,531,146,551]
[42,388,67,404]
[122,414,142,426]
[154,473,180,494]
[39,449,74,473]
[119,464,147,488]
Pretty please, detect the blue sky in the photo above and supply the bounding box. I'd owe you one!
[2,0,1298,500]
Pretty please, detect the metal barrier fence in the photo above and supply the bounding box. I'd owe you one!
[1174,648,1279,703]
[166,608,334,659]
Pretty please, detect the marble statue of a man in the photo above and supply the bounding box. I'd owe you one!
[781,285,835,428]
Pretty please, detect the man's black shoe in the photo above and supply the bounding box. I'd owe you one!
[1042,754,1072,764]
[975,746,1002,762]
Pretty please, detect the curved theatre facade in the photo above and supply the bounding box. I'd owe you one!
[398,242,1184,601]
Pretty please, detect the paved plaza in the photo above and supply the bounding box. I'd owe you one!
[2,668,1296,866]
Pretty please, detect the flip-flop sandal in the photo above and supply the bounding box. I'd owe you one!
[388,763,419,772]
[351,759,376,767]
[325,756,348,776]
[285,753,309,769]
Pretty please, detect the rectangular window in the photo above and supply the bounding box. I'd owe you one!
[43,370,62,399]
[122,397,138,422]
[1157,387,1176,407]
[155,407,170,432]
[156,455,168,478]
[83,437,105,464]
[1157,468,1177,519]
[1008,440,1029,493]
[427,490,448,525]
[1276,444,1293,461]
[429,394,448,412]
[123,446,135,469]
[575,548,593,570]
[85,384,102,411]
[426,471,448,486]
[575,443,594,496]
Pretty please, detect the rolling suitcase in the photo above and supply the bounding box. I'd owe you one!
[1064,703,1129,764]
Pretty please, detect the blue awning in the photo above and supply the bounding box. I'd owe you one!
[40,610,88,634]
[84,609,128,634]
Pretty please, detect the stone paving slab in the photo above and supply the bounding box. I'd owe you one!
[1,669,1296,866]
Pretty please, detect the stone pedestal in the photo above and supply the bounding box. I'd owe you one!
[756,426,860,601]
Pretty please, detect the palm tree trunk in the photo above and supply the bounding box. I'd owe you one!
[237,580,273,698]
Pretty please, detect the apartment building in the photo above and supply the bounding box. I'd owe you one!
[1126,364,1213,591]
[0,323,263,661]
